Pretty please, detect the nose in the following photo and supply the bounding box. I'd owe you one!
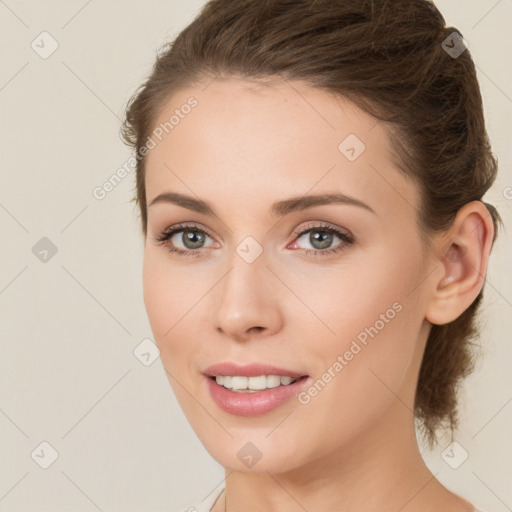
[212,253,283,343]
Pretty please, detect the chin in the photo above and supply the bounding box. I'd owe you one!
[194,430,313,475]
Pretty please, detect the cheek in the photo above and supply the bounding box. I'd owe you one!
[142,250,187,349]
[293,292,418,456]
[142,251,168,338]
[298,246,422,392]
[142,250,210,374]
[282,249,411,340]
[313,281,414,388]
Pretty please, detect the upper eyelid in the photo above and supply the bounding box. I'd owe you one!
[158,221,352,242]
[154,222,354,259]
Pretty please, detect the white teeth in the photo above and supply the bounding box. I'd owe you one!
[214,374,299,391]
[246,375,266,390]
[266,375,282,388]
[231,376,248,389]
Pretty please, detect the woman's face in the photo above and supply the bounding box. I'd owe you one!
[143,78,435,473]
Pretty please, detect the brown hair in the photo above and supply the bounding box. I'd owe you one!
[121,0,503,448]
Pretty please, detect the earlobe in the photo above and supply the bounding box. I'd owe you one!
[425,201,494,326]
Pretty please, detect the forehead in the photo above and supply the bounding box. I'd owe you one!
[144,78,420,223]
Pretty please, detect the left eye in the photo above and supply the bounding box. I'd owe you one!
[290,222,354,256]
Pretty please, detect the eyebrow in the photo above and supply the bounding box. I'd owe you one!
[148,191,376,217]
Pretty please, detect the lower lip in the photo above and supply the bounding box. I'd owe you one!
[205,375,310,417]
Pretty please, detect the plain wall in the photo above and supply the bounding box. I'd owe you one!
[0,1,510,511]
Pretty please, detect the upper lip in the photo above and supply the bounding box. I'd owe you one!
[203,362,308,378]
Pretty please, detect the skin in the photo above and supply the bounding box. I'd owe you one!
[142,78,493,512]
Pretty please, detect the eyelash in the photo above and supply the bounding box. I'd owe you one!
[153,222,355,258]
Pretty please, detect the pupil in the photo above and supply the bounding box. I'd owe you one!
[311,231,332,249]
[183,230,204,249]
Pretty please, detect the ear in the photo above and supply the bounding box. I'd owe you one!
[425,201,495,326]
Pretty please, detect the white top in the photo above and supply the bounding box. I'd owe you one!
[176,487,224,512]
[175,488,487,512]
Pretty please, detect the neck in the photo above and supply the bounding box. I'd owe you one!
[216,402,474,512]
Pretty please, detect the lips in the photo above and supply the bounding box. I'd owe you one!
[203,362,308,379]
[205,373,311,416]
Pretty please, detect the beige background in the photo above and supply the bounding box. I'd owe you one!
[0,1,510,511]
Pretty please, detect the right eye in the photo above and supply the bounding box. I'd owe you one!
[154,222,217,256]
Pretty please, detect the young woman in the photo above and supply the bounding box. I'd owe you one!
[121,1,503,510]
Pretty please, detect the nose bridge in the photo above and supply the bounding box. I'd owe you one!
[212,242,282,339]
